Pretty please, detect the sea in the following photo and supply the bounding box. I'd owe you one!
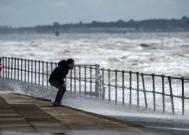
[0,32,189,77]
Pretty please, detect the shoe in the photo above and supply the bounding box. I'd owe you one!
[53,102,61,107]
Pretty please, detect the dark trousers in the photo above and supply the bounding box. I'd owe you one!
[49,81,66,103]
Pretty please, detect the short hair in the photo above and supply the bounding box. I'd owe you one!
[66,58,74,64]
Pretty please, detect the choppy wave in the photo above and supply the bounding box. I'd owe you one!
[0,32,189,76]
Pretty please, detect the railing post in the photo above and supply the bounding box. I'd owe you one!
[46,62,49,87]
[0,57,5,79]
[50,62,53,87]
[99,74,102,98]
[101,68,105,100]
[17,58,20,80]
[95,64,100,97]
[74,66,77,93]
[28,59,30,83]
[3,57,5,78]
[108,69,111,101]
[6,57,8,78]
[115,70,118,103]
[38,61,41,85]
[21,58,23,81]
[24,59,27,82]
[168,76,175,114]
[31,60,33,84]
[181,77,185,115]
[141,73,148,108]
[122,70,125,104]
[162,75,165,113]
[8,57,10,79]
[2,57,4,78]
[129,71,132,105]
[34,60,37,84]
[14,58,16,80]
[42,61,44,86]
[5,57,8,78]
[10,57,13,79]
[79,65,81,94]
[136,72,139,106]
[84,65,86,94]
[152,74,156,111]
[90,66,92,95]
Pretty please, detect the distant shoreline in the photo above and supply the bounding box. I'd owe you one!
[0,29,188,35]
[1,16,189,34]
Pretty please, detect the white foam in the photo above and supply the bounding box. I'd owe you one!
[0,32,189,75]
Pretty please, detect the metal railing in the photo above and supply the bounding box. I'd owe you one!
[1,57,189,115]
[0,57,100,96]
[100,69,189,115]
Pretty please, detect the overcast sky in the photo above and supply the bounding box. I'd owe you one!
[0,0,189,27]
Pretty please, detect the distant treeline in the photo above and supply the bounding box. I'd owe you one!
[1,16,189,34]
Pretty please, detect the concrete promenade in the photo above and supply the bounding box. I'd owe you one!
[0,93,143,133]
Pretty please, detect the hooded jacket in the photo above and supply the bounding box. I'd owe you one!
[49,60,69,84]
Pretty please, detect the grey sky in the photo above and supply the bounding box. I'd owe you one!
[0,0,189,27]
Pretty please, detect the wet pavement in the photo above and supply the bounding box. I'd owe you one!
[62,93,189,135]
[0,93,145,134]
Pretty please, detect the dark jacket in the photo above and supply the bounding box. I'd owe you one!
[49,60,69,84]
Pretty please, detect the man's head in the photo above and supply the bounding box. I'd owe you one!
[66,58,74,69]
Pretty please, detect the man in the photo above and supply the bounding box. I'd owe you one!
[49,58,74,107]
